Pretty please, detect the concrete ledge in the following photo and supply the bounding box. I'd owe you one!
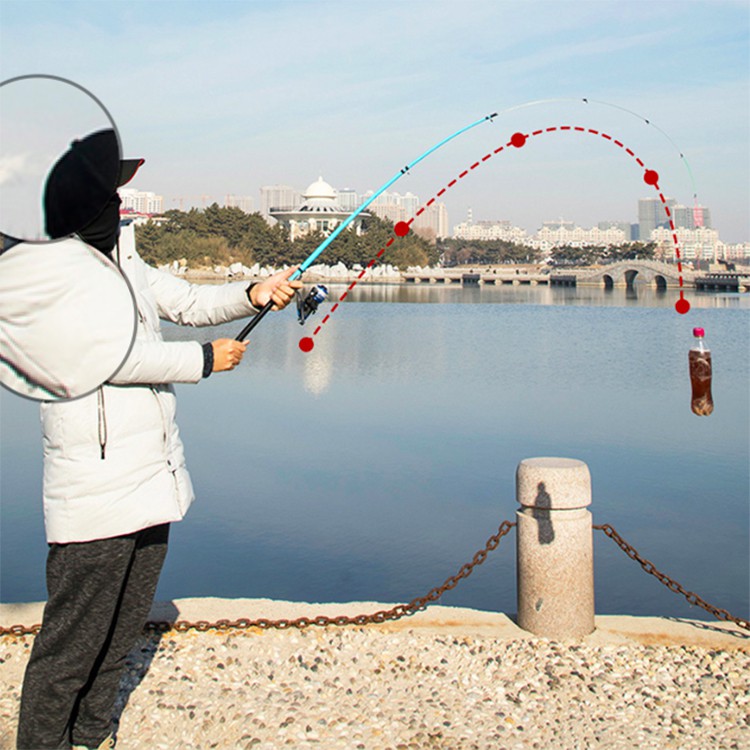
[1,598,747,649]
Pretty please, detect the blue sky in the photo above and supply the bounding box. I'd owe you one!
[1,0,748,241]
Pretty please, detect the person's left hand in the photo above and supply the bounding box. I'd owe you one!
[249,266,303,311]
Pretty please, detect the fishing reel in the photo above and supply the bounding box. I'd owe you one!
[295,284,328,325]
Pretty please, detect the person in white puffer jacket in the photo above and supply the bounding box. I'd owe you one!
[40,219,282,543]
[16,130,302,750]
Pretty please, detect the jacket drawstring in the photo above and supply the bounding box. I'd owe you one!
[95,234,123,461]
[97,386,108,459]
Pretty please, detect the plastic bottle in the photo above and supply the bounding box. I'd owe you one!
[689,327,713,416]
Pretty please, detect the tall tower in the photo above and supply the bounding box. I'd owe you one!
[673,205,694,229]
[692,202,711,228]
[638,197,676,241]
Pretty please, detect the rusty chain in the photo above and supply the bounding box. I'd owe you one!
[594,523,750,632]
[2,520,747,636]
[144,520,518,634]
[0,521,516,637]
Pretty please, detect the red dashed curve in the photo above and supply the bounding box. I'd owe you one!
[299,127,689,352]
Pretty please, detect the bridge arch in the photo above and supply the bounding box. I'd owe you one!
[624,269,639,289]
[654,275,667,291]
[603,274,614,289]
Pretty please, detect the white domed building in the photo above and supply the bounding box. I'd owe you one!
[269,177,367,241]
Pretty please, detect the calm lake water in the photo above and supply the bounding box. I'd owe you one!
[1,283,748,621]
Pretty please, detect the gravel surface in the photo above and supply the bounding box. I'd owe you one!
[1,625,748,749]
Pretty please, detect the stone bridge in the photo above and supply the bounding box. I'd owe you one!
[577,260,694,290]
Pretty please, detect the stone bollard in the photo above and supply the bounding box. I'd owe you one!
[516,457,594,638]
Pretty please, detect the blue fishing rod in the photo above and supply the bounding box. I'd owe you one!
[235,111,498,340]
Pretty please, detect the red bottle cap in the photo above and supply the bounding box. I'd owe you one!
[693,327,705,338]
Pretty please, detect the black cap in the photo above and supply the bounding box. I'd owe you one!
[43,129,144,239]
[118,157,145,187]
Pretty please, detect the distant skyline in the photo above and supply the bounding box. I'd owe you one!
[131,180,726,243]
[1,0,748,242]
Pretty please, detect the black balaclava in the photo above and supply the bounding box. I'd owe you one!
[43,129,121,242]
[78,191,122,255]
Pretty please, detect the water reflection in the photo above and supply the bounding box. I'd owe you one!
[303,335,334,396]
[330,282,748,309]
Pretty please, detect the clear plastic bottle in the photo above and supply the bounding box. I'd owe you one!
[689,327,713,416]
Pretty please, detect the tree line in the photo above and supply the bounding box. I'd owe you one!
[543,242,656,266]
[437,238,540,266]
[437,239,656,267]
[133,205,656,271]
[134,204,438,270]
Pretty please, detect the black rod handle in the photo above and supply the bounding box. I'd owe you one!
[235,299,274,341]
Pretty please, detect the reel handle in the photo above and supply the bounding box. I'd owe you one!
[234,282,328,341]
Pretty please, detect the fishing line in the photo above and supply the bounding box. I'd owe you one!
[582,97,698,199]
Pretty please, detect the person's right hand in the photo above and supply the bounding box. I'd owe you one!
[211,339,248,372]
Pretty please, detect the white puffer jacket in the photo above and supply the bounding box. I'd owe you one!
[41,221,259,543]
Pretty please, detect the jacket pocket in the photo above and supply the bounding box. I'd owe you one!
[172,467,195,516]
[40,395,98,455]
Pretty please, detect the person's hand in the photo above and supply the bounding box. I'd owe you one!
[249,266,303,311]
[211,339,248,372]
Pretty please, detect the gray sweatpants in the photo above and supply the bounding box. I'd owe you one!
[16,523,169,750]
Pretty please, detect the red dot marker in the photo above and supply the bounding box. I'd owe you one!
[510,132,527,148]
[643,169,659,186]
[675,298,690,315]
[394,221,410,237]
[299,337,314,353]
